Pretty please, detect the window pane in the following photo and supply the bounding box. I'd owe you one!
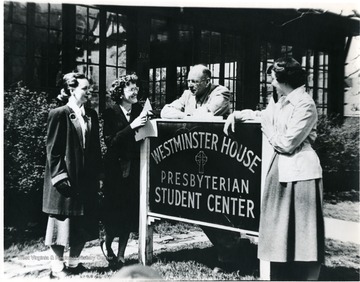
[88,8,99,34]
[13,2,27,24]
[106,42,117,66]
[12,56,26,82]
[178,24,193,42]
[76,43,87,63]
[4,23,11,52]
[12,25,27,56]
[151,19,168,42]
[35,3,48,27]
[76,7,87,34]
[34,57,48,87]
[118,45,126,67]
[4,2,11,22]
[106,67,117,89]
[49,30,62,45]
[88,36,99,64]
[50,4,62,30]
[76,64,87,75]
[34,28,48,57]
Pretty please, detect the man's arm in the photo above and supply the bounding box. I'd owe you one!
[160,92,188,119]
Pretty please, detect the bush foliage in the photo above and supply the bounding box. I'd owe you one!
[314,115,359,173]
[4,84,57,193]
[4,84,57,226]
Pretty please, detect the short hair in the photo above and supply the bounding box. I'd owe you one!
[267,57,306,89]
[192,64,212,79]
[109,73,138,104]
[57,72,88,103]
[62,72,87,95]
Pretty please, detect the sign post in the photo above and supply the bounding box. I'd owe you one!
[138,119,272,278]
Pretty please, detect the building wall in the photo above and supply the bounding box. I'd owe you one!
[4,2,357,117]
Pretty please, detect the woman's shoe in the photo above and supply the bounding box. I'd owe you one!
[100,240,117,264]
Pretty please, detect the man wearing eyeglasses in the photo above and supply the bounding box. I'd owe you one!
[160,64,231,119]
[160,65,241,273]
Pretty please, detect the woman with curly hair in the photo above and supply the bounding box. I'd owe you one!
[224,57,324,280]
[101,73,151,269]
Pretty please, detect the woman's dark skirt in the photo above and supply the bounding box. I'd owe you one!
[102,170,140,236]
[258,153,325,263]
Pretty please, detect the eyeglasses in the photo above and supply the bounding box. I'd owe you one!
[125,87,139,93]
[186,79,207,85]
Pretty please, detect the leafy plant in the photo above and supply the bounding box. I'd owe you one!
[4,83,57,226]
[314,115,359,173]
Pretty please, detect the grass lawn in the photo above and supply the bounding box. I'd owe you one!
[4,190,359,280]
[323,190,359,222]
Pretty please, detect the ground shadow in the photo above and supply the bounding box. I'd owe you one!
[319,265,360,281]
[152,243,259,276]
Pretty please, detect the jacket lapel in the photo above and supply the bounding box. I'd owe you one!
[114,104,130,125]
[84,108,92,132]
[66,105,84,149]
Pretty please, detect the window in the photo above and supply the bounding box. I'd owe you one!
[4,2,63,91]
[302,51,329,115]
[33,3,62,89]
[149,68,167,110]
[259,42,329,114]
[75,5,101,111]
[105,12,127,89]
[4,1,28,86]
[201,31,241,111]
[224,34,242,111]
[176,66,190,98]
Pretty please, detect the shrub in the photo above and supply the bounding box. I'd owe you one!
[314,115,359,173]
[314,115,359,192]
[4,83,57,227]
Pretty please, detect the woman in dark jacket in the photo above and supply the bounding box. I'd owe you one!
[101,73,150,268]
[43,72,103,278]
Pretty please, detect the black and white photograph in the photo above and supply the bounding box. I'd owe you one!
[2,0,360,280]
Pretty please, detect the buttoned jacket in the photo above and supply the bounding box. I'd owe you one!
[42,105,102,215]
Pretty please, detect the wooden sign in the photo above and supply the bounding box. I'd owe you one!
[138,119,272,275]
[149,120,263,232]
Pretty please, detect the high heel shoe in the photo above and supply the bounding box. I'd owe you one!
[100,240,117,264]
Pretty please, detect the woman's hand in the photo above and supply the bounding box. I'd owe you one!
[130,111,148,129]
[55,179,71,198]
[223,113,236,135]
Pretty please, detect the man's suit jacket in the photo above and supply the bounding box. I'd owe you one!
[42,105,102,216]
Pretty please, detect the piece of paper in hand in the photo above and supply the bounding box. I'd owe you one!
[135,119,158,141]
[141,98,153,114]
[135,99,157,141]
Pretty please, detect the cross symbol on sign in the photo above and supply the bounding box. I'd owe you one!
[195,151,208,174]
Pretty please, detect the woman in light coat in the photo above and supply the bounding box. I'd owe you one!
[224,57,324,280]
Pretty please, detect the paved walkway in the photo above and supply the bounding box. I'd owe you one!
[324,217,360,244]
[3,218,359,279]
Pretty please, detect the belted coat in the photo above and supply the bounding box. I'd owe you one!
[42,105,102,216]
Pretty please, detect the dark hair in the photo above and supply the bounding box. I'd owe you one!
[267,57,306,89]
[62,72,87,95]
[57,72,87,103]
[109,73,138,104]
